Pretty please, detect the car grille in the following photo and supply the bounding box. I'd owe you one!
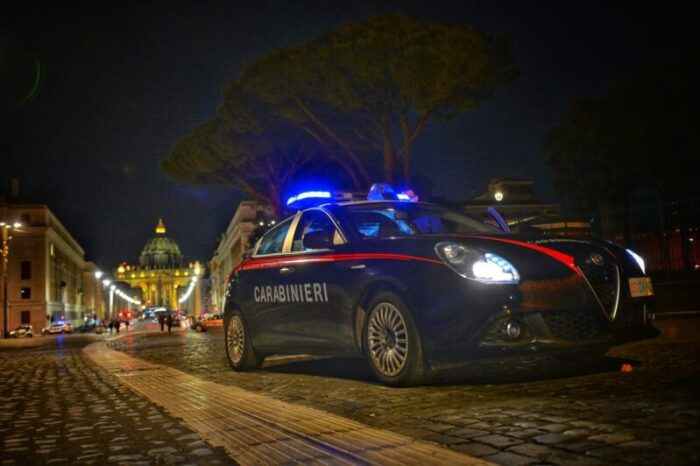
[577,259,620,319]
[542,312,606,340]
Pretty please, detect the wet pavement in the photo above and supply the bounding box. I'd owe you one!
[107,318,700,465]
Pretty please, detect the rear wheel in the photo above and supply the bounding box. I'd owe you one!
[362,292,424,386]
[225,310,263,371]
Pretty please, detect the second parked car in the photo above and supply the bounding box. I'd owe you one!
[41,322,73,335]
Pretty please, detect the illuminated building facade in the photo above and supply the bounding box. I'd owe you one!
[209,201,272,313]
[0,202,104,334]
[115,219,203,315]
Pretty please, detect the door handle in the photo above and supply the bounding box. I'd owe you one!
[279,267,295,275]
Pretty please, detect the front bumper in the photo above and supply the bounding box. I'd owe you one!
[424,294,658,370]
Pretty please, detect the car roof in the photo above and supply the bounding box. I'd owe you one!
[330,200,433,208]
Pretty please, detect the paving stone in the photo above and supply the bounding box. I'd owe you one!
[533,433,567,445]
[482,451,538,466]
[473,434,522,448]
[540,423,570,433]
[445,427,490,438]
[588,432,636,445]
[452,442,499,457]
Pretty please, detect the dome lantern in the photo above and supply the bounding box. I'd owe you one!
[155,218,166,235]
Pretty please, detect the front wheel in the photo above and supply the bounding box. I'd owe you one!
[225,310,263,371]
[362,292,425,387]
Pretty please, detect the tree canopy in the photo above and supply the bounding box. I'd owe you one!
[162,13,517,212]
[542,55,697,238]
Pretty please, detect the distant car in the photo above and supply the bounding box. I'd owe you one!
[9,324,34,338]
[192,314,223,332]
[41,322,73,335]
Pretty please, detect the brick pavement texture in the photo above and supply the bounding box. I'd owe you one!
[83,340,487,465]
[108,319,700,465]
[0,343,234,465]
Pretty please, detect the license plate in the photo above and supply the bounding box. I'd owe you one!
[629,277,654,297]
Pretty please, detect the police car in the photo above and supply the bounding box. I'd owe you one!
[223,184,657,386]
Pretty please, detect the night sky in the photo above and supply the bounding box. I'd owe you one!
[1,1,692,271]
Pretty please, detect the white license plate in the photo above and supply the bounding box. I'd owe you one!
[629,277,654,297]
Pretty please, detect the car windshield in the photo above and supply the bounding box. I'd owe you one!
[343,202,499,238]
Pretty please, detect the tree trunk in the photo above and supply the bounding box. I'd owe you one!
[400,116,411,186]
[382,114,394,183]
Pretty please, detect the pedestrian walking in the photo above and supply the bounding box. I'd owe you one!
[108,320,114,334]
[166,314,173,334]
[125,319,130,331]
[115,319,121,334]
[159,314,165,332]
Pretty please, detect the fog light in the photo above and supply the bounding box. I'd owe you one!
[500,320,522,340]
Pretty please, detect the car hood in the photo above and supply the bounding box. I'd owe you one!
[361,234,643,278]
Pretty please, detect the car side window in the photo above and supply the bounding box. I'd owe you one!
[256,219,293,255]
[291,210,343,252]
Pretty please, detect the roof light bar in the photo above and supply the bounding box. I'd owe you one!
[286,191,332,206]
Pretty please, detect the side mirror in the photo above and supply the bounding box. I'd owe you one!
[303,229,333,250]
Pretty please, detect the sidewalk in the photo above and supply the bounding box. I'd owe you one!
[84,338,488,465]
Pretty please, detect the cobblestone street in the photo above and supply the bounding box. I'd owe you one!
[0,336,233,465]
[108,318,700,465]
[1,318,698,465]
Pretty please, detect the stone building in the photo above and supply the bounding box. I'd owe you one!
[209,201,272,314]
[115,219,203,315]
[0,202,100,334]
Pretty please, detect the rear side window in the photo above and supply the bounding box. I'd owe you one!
[256,219,292,255]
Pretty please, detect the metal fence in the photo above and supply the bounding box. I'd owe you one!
[596,197,700,273]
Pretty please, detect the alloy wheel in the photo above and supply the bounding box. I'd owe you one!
[367,302,409,377]
[227,316,245,364]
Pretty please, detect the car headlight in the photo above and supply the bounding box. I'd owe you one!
[435,243,520,284]
[626,248,646,274]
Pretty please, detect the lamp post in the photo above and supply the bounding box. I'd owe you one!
[109,285,116,319]
[1,222,21,339]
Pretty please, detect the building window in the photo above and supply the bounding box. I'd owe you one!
[21,311,30,324]
[21,213,31,225]
[21,261,31,280]
[20,287,31,299]
[50,243,55,256]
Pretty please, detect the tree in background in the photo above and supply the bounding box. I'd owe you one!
[543,55,697,245]
[161,89,316,216]
[239,13,516,185]
[162,14,516,206]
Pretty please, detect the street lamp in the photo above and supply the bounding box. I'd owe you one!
[1,222,22,338]
[109,285,116,319]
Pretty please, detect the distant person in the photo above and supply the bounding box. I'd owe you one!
[166,314,173,334]
[108,320,114,334]
[124,319,130,331]
[115,320,121,334]
[158,314,165,332]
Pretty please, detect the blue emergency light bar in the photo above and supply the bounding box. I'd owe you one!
[286,191,332,206]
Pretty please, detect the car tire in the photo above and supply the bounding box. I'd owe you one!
[225,310,263,371]
[362,291,425,387]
